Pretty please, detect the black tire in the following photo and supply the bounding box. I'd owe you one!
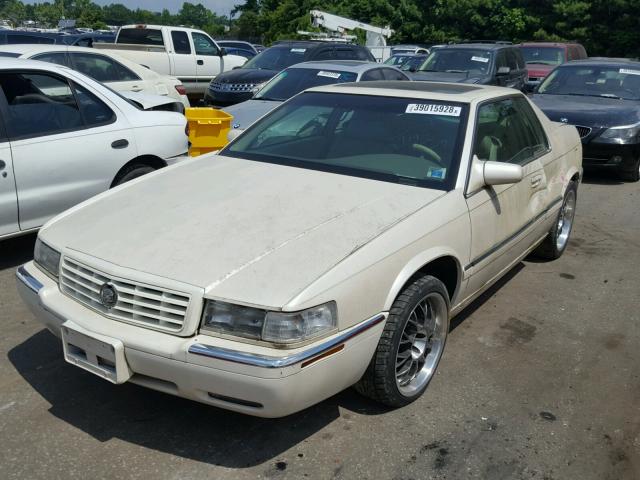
[535,181,578,260]
[619,158,640,182]
[112,164,155,187]
[354,275,450,407]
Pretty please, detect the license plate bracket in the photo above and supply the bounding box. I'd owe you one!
[61,321,131,384]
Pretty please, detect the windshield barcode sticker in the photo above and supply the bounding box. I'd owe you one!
[317,71,341,78]
[290,48,306,53]
[471,56,489,63]
[620,68,640,76]
[406,104,462,116]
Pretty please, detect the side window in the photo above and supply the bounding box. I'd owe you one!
[355,48,373,61]
[70,53,140,82]
[191,32,219,56]
[473,97,547,165]
[506,50,519,70]
[32,52,69,67]
[171,31,191,55]
[514,97,549,152]
[72,82,116,127]
[0,72,83,138]
[495,50,508,70]
[381,68,409,81]
[361,68,385,81]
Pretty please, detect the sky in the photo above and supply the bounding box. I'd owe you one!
[24,1,242,17]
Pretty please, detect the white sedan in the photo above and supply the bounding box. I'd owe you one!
[17,81,581,417]
[0,58,188,240]
[0,44,190,108]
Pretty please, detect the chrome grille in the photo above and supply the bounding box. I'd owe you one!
[210,82,255,92]
[574,125,592,138]
[60,257,190,332]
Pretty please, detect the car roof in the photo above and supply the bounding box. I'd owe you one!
[0,44,92,55]
[560,58,640,68]
[0,56,71,70]
[518,42,577,48]
[271,40,363,49]
[307,81,514,103]
[440,43,512,51]
[289,60,395,73]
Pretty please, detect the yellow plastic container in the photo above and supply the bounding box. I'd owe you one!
[186,107,233,157]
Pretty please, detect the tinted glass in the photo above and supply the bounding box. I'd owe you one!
[400,55,428,71]
[539,65,640,100]
[0,72,83,138]
[255,68,358,101]
[191,32,219,56]
[506,49,519,70]
[384,55,410,66]
[70,53,139,82]
[335,48,359,60]
[171,31,191,54]
[32,52,69,66]
[382,68,409,80]
[224,92,468,190]
[118,28,164,46]
[242,46,307,71]
[0,52,20,58]
[73,82,115,126]
[419,48,493,74]
[312,48,334,60]
[473,97,547,165]
[520,47,564,65]
[361,68,385,81]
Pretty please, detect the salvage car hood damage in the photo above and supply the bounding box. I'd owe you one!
[42,155,445,308]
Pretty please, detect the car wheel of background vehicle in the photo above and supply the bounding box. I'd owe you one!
[354,275,449,407]
[112,164,155,186]
[534,181,578,260]
[619,157,640,182]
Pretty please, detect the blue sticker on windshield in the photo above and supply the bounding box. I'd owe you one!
[427,167,446,179]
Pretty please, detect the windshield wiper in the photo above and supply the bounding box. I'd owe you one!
[417,69,438,72]
[254,96,283,102]
[445,69,468,73]
[599,93,622,99]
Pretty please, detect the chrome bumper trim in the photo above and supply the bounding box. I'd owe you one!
[16,265,44,294]
[189,313,386,369]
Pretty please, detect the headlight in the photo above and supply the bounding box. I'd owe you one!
[595,123,640,144]
[34,238,61,279]
[201,300,337,345]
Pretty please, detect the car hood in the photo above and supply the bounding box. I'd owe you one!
[525,64,554,77]
[409,71,486,83]
[223,99,281,130]
[214,68,278,85]
[531,94,640,128]
[42,155,444,308]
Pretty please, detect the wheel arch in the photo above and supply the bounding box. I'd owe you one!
[110,155,167,188]
[384,250,463,310]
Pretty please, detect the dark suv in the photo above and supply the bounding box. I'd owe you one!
[205,41,376,106]
[408,42,527,90]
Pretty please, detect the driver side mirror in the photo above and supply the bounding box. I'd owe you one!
[496,66,511,76]
[468,156,523,192]
[219,47,227,57]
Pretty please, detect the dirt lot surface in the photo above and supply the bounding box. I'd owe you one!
[1,172,638,480]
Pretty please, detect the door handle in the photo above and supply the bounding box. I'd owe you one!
[111,139,129,149]
[530,175,542,187]
[197,59,204,65]
[0,159,5,177]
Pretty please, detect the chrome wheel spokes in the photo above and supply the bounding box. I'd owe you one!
[556,189,576,251]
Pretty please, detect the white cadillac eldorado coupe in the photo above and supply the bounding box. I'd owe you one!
[16,81,582,417]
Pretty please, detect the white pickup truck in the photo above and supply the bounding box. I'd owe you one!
[95,25,246,97]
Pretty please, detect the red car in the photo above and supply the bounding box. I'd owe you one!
[518,42,587,91]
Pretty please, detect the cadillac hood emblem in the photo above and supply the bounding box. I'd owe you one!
[99,283,118,309]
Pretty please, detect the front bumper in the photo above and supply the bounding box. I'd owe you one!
[582,142,640,171]
[16,262,385,418]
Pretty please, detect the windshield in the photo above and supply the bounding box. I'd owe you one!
[538,65,640,100]
[242,46,307,71]
[223,92,468,190]
[521,47,564,65]
[384,55,411,66]
[255,68,358,101]
[418,49,493,74]
[401,55,429,71]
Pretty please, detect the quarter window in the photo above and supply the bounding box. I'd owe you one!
[361,68,385,81]
[473,97,548,165]
[32,52,69,67]
[171,31,191,54]
[191,32,219,56]
[70,53,139,82]
[382,68,409,80]
[0,72,83,138]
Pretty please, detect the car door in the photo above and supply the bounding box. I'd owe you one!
[464,96,552,295]
[0,117,18,237]
[191,32,222,86]
[67,52,152,95]
[0,69,135,230]
[170,30,198,91]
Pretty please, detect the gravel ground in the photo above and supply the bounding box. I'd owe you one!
[0,171,638,480]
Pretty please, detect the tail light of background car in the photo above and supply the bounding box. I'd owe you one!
[175,85,187,96]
